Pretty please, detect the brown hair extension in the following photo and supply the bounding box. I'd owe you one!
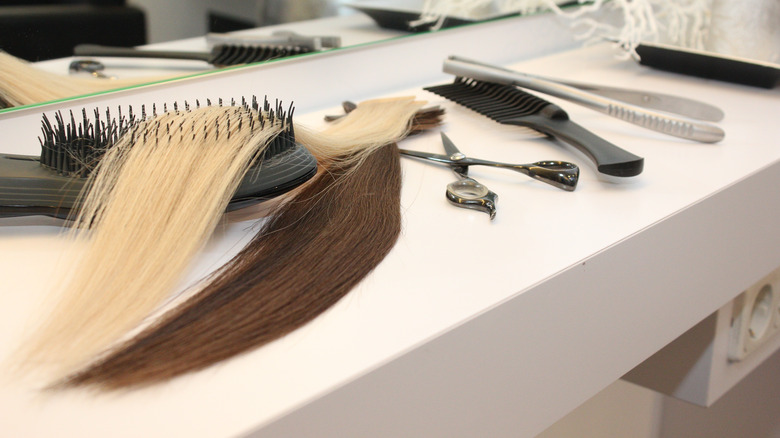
[64,142,403,388]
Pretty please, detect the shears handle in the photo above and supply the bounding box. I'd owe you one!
[446,177,498,220]
[464,158,579,191]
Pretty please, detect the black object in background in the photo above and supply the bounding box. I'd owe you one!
[636,43,780,89]
[0,0,146,61]
[208,11,255,34]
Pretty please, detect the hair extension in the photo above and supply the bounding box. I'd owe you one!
[23,104,288,378]
[295,97,425,163]
[0,51,155,108]
[60,99,440,389]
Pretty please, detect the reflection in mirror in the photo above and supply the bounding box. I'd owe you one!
[0,0,580,112]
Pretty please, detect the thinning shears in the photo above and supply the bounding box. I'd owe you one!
[400,132,579,219]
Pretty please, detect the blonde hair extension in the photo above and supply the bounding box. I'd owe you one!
[0,51,157,108]
[296,97,424,163]
[23,104,286,378]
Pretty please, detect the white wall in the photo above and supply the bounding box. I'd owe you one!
[127,0,211,43]
[127,0,343,44]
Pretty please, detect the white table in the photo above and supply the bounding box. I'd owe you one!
[1,11,778,438]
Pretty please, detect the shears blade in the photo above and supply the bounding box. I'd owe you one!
[440,132,469,177]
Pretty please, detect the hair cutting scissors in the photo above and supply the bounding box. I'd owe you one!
[400,132,579,219]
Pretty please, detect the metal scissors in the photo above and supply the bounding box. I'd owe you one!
[400,132,579,219]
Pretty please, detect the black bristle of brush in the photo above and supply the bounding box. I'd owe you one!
[424,77,644,177]
[37,97,297,178]
[0,96,315,219]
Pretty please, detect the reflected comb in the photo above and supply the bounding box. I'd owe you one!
[424,77,644,177]
[73,43,312,67]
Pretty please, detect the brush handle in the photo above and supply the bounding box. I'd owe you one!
[444,56,725,143]
[508,115,644,177]
[74,44,211,63]
[0,148,317,219]
[0,153,82,219]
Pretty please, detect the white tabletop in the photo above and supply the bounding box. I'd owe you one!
[1,11,779,438]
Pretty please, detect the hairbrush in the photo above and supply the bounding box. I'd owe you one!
[73,43,312,67]
[424,77,644,177]
[0,97,317,219]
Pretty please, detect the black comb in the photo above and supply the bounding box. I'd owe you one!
[424,77,644,177]
[0,97,316,219]
[73,43,312,67]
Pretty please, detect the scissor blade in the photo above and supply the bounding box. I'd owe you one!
[440,132,462,157]
[398,149,452,163]
[439,132,471,177]
[399,148,470,177]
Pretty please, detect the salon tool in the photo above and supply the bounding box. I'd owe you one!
[206,30,341,51]
[73,43,312,67]
[68,59,115,79]
[425,77,644,177]
[443,56,725,143]
[400,139,579,191]
[635,42,780,89]
[410,132,500,218]
[517,72,724,122]
[0,98,317,219]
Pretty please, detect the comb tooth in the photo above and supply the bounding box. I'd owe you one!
[425,79,553,121]
[211,44,234,66]
[233,46,256,65]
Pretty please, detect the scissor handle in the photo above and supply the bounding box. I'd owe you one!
[517,160,579,192]
[463,158,579,192]
[446,177,498,220]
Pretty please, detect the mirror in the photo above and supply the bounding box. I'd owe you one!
[0,0,576,113]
